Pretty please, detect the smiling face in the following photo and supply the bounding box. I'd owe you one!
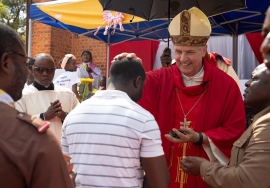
[174,45,206,77]
[244,64,270,112]
[32,54,55,87]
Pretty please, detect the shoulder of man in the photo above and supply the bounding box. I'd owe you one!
[22,84,37,95]
[0,103,50,134]
[16,112,50,133]
[206,52,231,66]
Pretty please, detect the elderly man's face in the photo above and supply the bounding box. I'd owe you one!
[244,64,270,111]
[261,7,270,69]
[32,56,55,86]
[174,45,206,77]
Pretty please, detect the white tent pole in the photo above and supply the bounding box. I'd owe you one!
[106,30,111,87]
[27,19,32,57]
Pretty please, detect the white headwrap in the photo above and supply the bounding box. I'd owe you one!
[61,54,76,69]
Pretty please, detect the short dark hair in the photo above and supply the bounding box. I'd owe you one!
[110,57,145,85]
[0,23,22,56]
[34,53,55,65]
[81,50,92,59]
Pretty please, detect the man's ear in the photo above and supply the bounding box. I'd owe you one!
[134,76,142,88]
[0,53,13,74]
[202,45,207,57]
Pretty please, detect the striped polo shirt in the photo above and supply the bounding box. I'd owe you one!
[61,90,164,188]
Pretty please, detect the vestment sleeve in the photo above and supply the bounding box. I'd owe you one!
[203,78,245,158]
[200,117,270,188]
[138,69,162,112]
[70,92,79,111]
[15,98,27,113]
[15,98,42,118]
[216,60,240,88]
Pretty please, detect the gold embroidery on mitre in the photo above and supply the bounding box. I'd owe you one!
[180,11,190,36]
[171,36,209,46]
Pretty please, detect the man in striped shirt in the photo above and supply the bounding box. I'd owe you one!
[61,57,170,188]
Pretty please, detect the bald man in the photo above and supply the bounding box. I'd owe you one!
[15,53,79,142]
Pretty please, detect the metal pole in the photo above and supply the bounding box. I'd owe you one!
[167,0,170,47]
[232,35,238,75]
[28,19,32,57]
[106,30,111,87]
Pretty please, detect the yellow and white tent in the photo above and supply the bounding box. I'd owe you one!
[33,0,144,29]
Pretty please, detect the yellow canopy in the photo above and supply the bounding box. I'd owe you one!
[37,0,145,29]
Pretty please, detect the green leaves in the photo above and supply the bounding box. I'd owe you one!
[0,0,26,40]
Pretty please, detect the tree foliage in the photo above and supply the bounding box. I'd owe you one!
[0,0,26,41]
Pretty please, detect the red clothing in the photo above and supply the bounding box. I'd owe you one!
[138,60,245,188]
[204,52,231,66]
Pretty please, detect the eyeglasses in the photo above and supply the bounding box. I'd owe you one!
[33,66,56,74]
[7,51,35,65]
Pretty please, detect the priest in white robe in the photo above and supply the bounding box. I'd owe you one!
[16,53,79,142]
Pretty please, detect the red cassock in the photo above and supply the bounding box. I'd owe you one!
[138,58,246,188]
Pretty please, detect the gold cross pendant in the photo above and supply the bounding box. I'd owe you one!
[180,117,191,128]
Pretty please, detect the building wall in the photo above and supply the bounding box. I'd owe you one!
[31,0,107,74]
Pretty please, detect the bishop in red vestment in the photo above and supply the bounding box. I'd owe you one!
[137,7,246,188]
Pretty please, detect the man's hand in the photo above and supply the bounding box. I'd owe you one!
[57,109,67,120]
[160,47,172,67]
[181,156,207,176]
[43,100,62,120]
[86,66,93,73]
[112,53,142,64]
[165,127,200,143]
[50,100,67,120]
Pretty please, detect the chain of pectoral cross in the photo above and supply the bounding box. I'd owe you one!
[175,88,207,128]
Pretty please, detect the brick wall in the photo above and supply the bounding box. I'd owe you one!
[71,35,107,74]
[31,0,107,74]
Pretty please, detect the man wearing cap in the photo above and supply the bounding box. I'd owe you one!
[178,6,270,188]
[113,7,245,188]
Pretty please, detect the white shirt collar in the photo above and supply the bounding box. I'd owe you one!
[181,65,204,87]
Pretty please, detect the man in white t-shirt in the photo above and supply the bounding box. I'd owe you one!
[61,57,170,188]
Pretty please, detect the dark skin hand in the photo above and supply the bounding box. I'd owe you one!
[72,84,82,102]
[160,47,172,67]
[44,100,67,120]
[181,156,207,176]
[86,66,93,73]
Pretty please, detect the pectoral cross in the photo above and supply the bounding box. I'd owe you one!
[180,116,191,128]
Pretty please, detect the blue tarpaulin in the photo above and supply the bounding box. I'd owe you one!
[29,0,269,43]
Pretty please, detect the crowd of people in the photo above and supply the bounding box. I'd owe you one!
[0,5,270,188]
